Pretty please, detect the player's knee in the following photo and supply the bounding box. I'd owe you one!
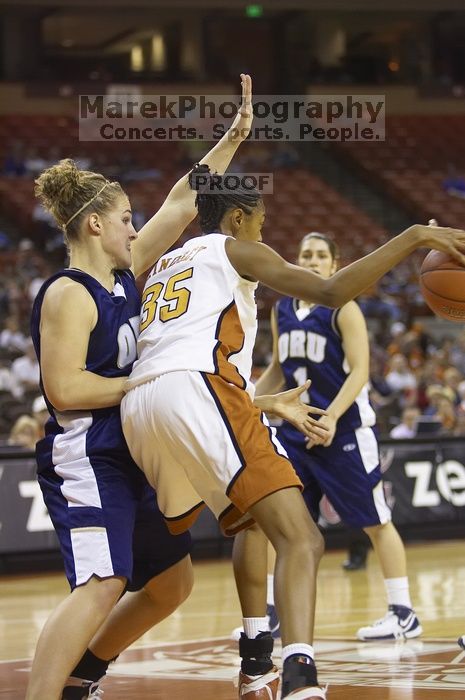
[276,523,324,563]
[98,576,127,602]
[175,557,194,604]
[175,555,194,602]
[296,517,325,558]
[309,526,325,562]
[293,529,324,567]
[144,555,194,611]
[363,521,390,540]
[79,575,127,613]
[155,576,191,613]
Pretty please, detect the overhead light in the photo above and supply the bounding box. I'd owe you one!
[61,38,74,48]
[131,45,144,72]
[151,32,166,71]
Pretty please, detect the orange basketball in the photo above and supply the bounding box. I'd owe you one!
[420,250,465,322]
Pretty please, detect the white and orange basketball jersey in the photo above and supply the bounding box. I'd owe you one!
[123,233,301,535]
[127,233,258,395]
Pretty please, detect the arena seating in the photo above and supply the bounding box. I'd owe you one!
[338,115,465,229]
[0,114,390,263]
[261,169,388,263]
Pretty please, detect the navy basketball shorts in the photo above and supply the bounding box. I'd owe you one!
[277,424,392,529]
[38,455,191,590]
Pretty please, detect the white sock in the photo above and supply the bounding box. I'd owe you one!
[384,577,412,608]
[243,617,270,638]
[267,574,275,606]
[282,643,315,664]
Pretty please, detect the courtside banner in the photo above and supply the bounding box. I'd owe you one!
[381,439,465,525]
[1,439,464,554]
[0,455,58,553]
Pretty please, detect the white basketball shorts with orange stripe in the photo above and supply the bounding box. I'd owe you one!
[121,370,302,536]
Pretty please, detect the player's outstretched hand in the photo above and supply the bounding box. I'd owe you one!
[228,73,253,142]
[272,380,329,442]
[306,414,337,449]
[407,223,465,265]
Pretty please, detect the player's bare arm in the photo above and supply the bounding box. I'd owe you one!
[131,74,254,277]
[308,301,370,448]
[226,224,465,308]
[40,279,127,411]
[328,301,370,420]
[254,308,287,396]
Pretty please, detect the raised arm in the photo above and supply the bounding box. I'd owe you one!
[131,74,253,278]
[40,279,126,411]
[226,223,465,308]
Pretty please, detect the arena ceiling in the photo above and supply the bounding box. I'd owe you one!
[4,1,461,57]
[2,0,465,10]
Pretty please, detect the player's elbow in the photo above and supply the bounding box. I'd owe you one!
[300,278,341,308]
[321,278,353,308]
[43,380,75,412]
[47,390,69,412]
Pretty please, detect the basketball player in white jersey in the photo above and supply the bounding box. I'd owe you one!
[122,166,465,700]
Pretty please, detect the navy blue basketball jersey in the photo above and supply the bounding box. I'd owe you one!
[30,269,141,471]
[276,297,375,435]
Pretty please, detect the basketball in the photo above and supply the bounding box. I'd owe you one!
[420,250,465,322]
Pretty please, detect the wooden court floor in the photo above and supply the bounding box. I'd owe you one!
[1,540,464,699]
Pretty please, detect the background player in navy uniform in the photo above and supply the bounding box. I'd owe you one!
[241,232,422,642]
[26,75,256,700]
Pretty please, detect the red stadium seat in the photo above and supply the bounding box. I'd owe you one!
[337,115,465,229]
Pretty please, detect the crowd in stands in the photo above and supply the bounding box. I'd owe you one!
[0,233,464,445]
[0,240,51,447]
[1,137,299,253]
[369,322,465,438]
[1,136,465,444]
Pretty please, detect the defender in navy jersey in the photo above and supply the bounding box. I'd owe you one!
[253,233,422,643]
[275,295,381,526]
[32,268,141,473]
[26,72,255,700]
[31,268,188,593]
[276,296,376,436]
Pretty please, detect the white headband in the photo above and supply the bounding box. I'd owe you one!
[64,182,110,228]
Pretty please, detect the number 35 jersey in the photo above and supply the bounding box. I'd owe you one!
[276,297,375,433]
[31,269,141,468]
[127,234,258,396]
